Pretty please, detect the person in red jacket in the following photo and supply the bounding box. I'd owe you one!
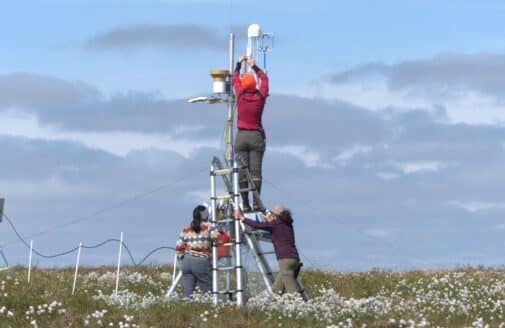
[232,56,269,212]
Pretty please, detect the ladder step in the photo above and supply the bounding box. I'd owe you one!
[216,218,234,223]
[215,194,232,200]
[239,187,257,193]
[213,242,233,247]
[217,266,234,271]
[216,290,238,295]
[214,168,233,175]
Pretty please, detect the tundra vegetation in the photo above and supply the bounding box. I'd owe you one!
[0,266,504,327]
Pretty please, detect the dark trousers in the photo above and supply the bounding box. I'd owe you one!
[235,129,266,207]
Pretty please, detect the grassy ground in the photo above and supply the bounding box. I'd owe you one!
[1,266,505,327]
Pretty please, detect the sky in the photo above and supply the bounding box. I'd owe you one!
[2,0,505,271]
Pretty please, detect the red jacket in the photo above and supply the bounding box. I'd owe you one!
[232,65,269,130]
[217,230,230,258]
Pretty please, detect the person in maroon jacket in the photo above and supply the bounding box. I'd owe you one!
[232,56,269,212]
[235,204,303,297]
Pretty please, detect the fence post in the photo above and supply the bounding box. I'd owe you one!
[27,240,33,283]
[172,252,178,282]
[0,247,8,271]
[114,232,123,297]
[72,242,82,295]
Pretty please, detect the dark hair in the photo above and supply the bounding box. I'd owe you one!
[277,209,293,224]
[191,205,207,233]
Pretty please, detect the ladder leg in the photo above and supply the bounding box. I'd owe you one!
[210,164,219,305]
[225,255,232,301]
[233,160,245,305]
[165,271,183,299]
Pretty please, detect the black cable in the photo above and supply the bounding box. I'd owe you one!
[81,239,118,249]
[136,246,176,266]
[1,213,174,265]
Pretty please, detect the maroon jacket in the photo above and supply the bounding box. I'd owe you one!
[232,63,269,130]
[243,215,300,261]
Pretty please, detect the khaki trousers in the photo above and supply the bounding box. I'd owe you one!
[273,258,301,295]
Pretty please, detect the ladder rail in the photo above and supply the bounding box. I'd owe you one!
[235,155,265,211]
[241,223,275,294]
[210,163,220,304]
[232,160,245,305]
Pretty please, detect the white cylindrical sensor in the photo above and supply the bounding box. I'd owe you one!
[210,70,229,94]
[248,24,261,38]
[213,81,226,94]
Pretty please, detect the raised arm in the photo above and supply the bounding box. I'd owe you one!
[252,66,269,98]
[232,57,245,94]
[247,57,268,98]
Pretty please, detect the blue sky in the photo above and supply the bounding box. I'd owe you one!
[2,0,505,271]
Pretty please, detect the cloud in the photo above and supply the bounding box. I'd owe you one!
[85,24,226,51]
[313,52,505,125]
[364,228,393,238]
[447,201,505,213]
[269,145,331,168]
[393,161,449,174]
[0,73,100,110]
[0,72,227,136]
[184,189,211,204]
[492,224,505,231]
[334,145,372,164]
[376,172,400,181]
[331,53,505,98]
[0,112,218,157]
[0,177,96,200]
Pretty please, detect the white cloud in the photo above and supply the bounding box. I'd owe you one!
[394,161,448,174]
[448,201,505,213]
[184,189,211,204]
[492,224,505,230]
[173,124,205,136]
[364,228,392,238]
[376,172,400,181]
[0,177,95,200]
[0,112,218,158]
[269,145,332,168]
[334,145,372,164]
[306,77,505,126]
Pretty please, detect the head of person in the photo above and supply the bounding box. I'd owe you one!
[191,204,209,233]
[240,73,257,91]
[265,204,292,223]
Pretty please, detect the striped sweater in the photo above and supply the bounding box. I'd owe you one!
[176,223,220,259]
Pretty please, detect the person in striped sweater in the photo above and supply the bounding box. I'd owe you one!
[176,204,221,297]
